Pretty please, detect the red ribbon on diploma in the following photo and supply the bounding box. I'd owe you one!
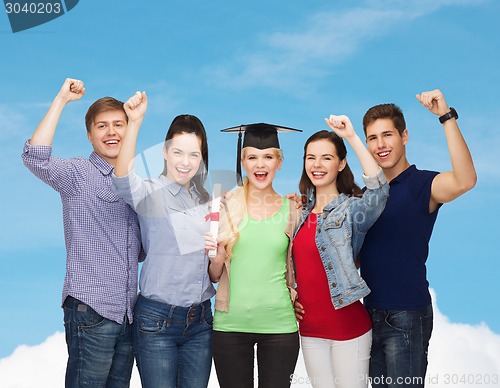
[205,212,220,222]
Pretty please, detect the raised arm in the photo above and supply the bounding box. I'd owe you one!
[114,91,148,178]
[416,89,477,212]
[30,78,85,146]
[325,114,380,177]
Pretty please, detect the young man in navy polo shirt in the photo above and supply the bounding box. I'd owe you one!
[358,89,477,387]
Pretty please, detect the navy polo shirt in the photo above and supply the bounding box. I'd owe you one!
[359,165,440,310]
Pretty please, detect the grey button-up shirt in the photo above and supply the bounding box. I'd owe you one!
[112,170,215,307]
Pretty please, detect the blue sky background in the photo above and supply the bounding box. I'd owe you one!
[0,0,499,359]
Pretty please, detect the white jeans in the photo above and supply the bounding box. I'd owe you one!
[301,330,372,388]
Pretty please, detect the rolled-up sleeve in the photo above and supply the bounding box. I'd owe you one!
[350,168,389,255]
[22,140,79,195]
[362,167,387,190]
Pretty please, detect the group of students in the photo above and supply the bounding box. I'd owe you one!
[23,78,476,388]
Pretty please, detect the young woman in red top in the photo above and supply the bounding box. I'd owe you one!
[293,115,388,388]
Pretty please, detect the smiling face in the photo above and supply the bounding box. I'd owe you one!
[305,139,346,192]
[87,109,127,166]
[163,132,203,188]
[365,118,408,175]
[241,147,282,190]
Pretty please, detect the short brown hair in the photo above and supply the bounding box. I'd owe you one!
[85,97,126,132]
[362,103,406,136]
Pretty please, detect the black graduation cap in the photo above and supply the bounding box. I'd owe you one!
[221,123,302,186]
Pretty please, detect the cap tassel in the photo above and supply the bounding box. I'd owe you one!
[236,130,243,186]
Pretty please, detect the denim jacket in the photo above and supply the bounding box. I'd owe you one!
[293,168,388,309]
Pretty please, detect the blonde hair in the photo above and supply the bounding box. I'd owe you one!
[218,147,283,257]
[242,147,283,162]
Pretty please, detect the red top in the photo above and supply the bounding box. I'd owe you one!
[293,213,371,340]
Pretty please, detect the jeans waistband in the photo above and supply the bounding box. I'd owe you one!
[63,295,91,310]
[63,295,80,308]
[367,303,433,317]
[136,294,211,320]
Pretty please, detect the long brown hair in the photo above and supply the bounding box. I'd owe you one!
[161,114,209,203]
[299,130,362,205]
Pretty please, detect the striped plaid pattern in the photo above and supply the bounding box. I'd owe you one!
[22,142,141,324]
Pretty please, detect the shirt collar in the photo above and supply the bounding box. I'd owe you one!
[323,193,348,212]
[159,175,199,197]
[391,164,417,184]
[89,152,114,176]
[303,192,348,214]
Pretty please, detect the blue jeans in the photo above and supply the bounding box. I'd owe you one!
[368,304,433,388]
[63,296,134,388]
[133,294,213,388]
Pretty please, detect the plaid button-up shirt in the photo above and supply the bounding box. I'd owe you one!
[22,141,142,324]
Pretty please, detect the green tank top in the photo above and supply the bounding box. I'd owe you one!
[214,198,298,333]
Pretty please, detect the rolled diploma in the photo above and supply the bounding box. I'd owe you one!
[208,183,222,259]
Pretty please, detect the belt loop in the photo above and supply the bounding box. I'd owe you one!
[201,300,206,322]
[168,304,175,320]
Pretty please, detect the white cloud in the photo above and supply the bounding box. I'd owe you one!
[205,0,479,94]
[427,289,500,386]
[0,332,308,388]
[0,332,142,388]
[1,289,498,387]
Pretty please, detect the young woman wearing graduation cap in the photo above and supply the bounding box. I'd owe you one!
[206,123,302,388]
[111,92,215,388]
[292,115,389,388]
